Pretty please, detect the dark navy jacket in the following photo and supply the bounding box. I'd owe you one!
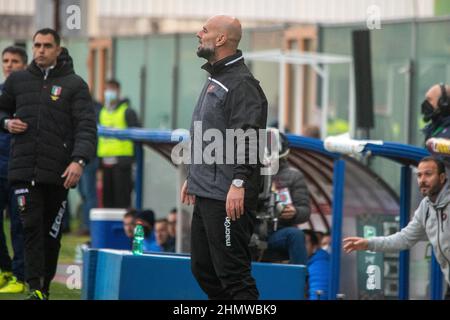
[0,83,11,179]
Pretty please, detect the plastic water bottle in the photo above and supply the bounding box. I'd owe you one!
[132,224,144,255]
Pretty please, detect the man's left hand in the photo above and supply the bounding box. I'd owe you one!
[280,204,296,220]
[61,162,84,189]
[226,185,245,221]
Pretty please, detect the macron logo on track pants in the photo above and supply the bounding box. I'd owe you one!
[224,217,231,247]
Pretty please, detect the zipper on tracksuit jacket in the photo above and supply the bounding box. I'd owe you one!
[32,73,47,186]
[195,79,214,181]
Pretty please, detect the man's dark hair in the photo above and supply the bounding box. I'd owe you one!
[124,209,137,218]
[315,230,324,237]
[106,79,121,89]
[169,207,177,214]
[136,209,155,227]
[419,156,446,175]
[303,229,319,246]
[33,28,61,46]
[2,46,28,65]
[156,218,168,224]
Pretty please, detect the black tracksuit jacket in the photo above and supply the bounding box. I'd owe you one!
[187,50,268,210]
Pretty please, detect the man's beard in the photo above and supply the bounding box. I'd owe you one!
[428,184,442,197]
[422,183,443,198]
[197,46,215,60]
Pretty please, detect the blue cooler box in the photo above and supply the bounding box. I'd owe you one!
[90,208,130,250]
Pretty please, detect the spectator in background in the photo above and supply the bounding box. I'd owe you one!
[422,83,450,143]
[167,207,177,250]
[123,209,137,241]
[97,79,140,208]
[135,209,160,252]
[77,98,102,236]
[0,46,27,294]
[422,84,450,174]
[303,229,330,300]
[263,132,310,265]
[154,219,175,252]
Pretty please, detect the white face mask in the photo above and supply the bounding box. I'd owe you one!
[104,89,118,108]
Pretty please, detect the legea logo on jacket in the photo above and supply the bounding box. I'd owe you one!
[51,85,62,101]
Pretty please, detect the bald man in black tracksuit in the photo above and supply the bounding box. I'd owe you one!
[181,16,267,300]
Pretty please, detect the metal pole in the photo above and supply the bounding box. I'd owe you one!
[139,65,147,126]
[53,0,60,33]
[294,64,304,135]
[321,65,330,139]
[399,165,411,299]
[328,158,345,300]
[431,253,443,300]
[278,57,286,133]
[348,61,356,138]
[171,33,180,130]
[406,0,418,145]
[135,142,144,210]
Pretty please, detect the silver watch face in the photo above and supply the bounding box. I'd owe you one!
[232,179,244,188]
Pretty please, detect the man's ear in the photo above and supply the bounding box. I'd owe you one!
[216,33,227,47]
[56,46,62,56]
[440,172,447,184]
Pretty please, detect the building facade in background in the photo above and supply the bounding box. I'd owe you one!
[0,0,440,38]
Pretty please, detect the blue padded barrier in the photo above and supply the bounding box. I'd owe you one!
[83,249,306,300]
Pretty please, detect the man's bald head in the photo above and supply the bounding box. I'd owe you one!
[208,15,242,48]
[425,84,450,109]
[196,15,242,63]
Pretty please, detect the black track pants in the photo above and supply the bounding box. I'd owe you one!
[13,183,68,294]
[191,196,259,300]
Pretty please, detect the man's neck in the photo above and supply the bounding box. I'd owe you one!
[37,61,57,72]
[429,193,438,203]
[209,48,237,65]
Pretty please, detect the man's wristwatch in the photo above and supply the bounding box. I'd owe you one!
[3,119,10,130]
[232,179,244,188]
[74,158,86,168]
